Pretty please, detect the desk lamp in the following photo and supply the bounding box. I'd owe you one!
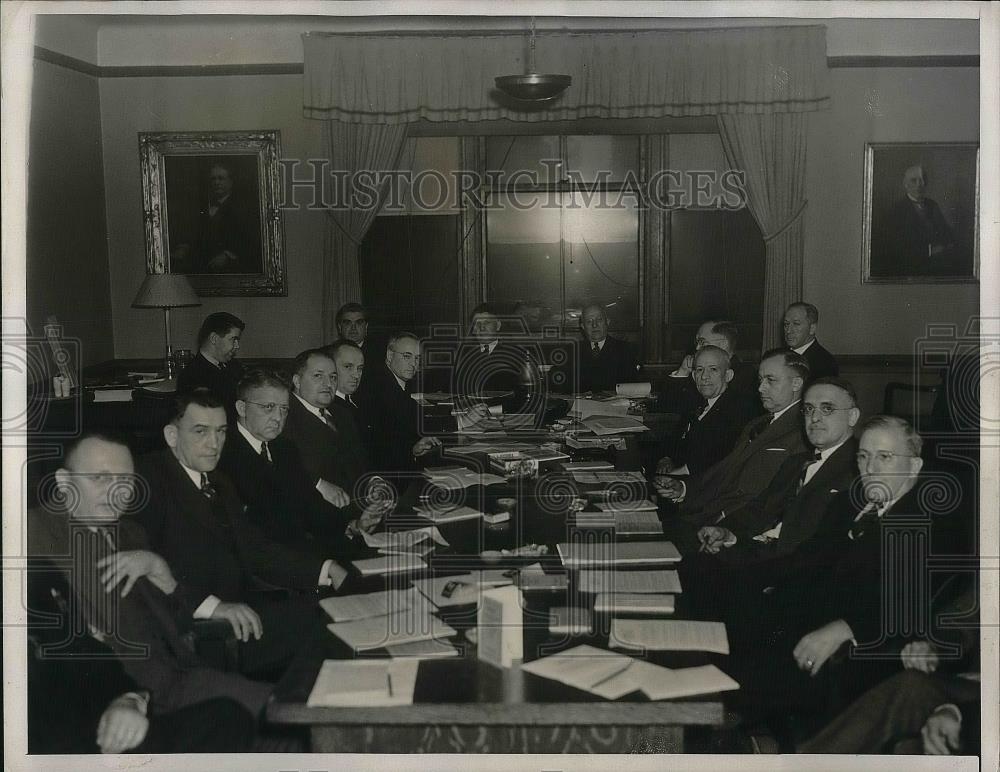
[132,273,200,378]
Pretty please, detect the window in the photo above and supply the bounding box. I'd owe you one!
[484,136,641,334]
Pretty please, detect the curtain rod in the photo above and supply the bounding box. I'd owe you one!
[303,23,827,39]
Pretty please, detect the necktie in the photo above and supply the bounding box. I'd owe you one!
[260,442,272,464]
[321,409,338,432]
[200,472,217,500]
[849,503,882,540]
[798,450,823,491]
[592,342,601,358]
[481,345,489,354]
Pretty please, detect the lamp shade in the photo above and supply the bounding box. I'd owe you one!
[132,273,201,309]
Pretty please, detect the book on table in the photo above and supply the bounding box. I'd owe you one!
[577,569,682,595]
[593,592,675,616]
[319,588,415,623]
[307,659,420,707]
[575,510,663,535]
[549,606,593,635]
[326,605,456,653]
[556,540,681,567]
[610,619,730,655]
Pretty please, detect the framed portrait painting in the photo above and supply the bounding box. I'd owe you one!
[139,130,287,296]
[862,142,979,284]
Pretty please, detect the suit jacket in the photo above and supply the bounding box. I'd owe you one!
[577,335,639,393]
[800,339,839,379]
[282,394,367,495]
[715,437,859,561]
[879,196,957,277]
[134,449,326,607]
[658,353,763,419]
[679,403,808,521]
[453,340,525,396]
[668,386,758,477]
[217,428,353,554]
[176,353,245,422]
[356,362,421,475]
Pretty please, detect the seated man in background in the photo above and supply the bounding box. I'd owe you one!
[334,302,373,352]
[577,303,639,393]
[656,348,809,523]
[218,369,358,555]
[177,312,246,422]
[783,301,839,378]
[135,390,349,678]
[325,339,372,471]
[660,320,761,417]
[656,345,758,479]
[453,303,525,397]
[28,432,271,731]
[691,377,860,561]
[357,332,442,479]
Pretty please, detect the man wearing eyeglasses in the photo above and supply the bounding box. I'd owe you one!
[217,369,358,555]
[358,333,442,479]
[690,377,860,561]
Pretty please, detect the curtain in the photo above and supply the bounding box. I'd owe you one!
[717,113,809,350]
[321,121,409,342]
[304,26,830,123]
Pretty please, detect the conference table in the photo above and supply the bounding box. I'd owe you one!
[266,412,736,753]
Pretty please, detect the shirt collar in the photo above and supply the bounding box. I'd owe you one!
[771,399,801,423]
[177,459,203,489]
[392,372,408,391]
[293,392,327,420]
[236,421,264,454]
[698,393,722,417]
[480,339,499,354]
[815,437,849,463]
[791,339,816,355]
[201,350,222,368]
[590,337,607,351]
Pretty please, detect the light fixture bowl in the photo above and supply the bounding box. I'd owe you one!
[495,73,572,102]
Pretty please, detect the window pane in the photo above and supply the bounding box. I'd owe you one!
[566,135,639,184]
[486,136,560,185]
[486,193,563,326]
[563,193,639,331]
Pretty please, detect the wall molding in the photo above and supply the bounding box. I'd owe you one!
[36,46,978,80]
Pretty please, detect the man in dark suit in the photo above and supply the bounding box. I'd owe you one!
[134,389,348,676]
[333,302,378,354]
[656,345,758,478]
[326,339,371,478]
[576,303,639,392]
[217,368,357,554]
[177,312,246,422]
[726,416,964,724]
[452,303,526,397]
[783,302,839,378]
[27,432,272,724]
[656,348,809,522]
[357,332,442,478]
[692,377,861,560]
[659,320,761,417]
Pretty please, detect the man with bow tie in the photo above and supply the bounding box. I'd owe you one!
[177,312,246,423]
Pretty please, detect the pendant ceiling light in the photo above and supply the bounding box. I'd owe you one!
[494,18,572,102]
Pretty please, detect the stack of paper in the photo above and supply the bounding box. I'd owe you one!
[557,541,682,568]
[362,526,449,555]
[427,470,507,490]
[593,593,675,616]
[549,606,593,635]
[575,511,663,536]
[595,499,658,512]
[327,604,456,652]
[610,619,730,655]
[411,570,516,608]
[615,382,652,398]
[307,659,420,707]
[560,460,615,472]
[411,504,483,525]
[582,415,649,436]
[351,554,428,577]
[577,569,682,595]
[319,588,415,623]
[521,644,739,701]
[571,398,630,419]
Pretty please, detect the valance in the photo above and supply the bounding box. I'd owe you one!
[303,25,830,124]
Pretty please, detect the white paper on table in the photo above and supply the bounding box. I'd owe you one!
[477,585,523,668]
[557,541,681,567]
[362,526,449,550]
[593,593,675,616]
[582,415,649,436]
[615,382,652,398]
[571,398,630,419]
[351,554,428,577]
[411,504,484,525]
[610,619,730,655]
[327,604,455,652]
[319,588,415,623]
[412,571,516,608]
[595,499,658,512]
[577,569,682,595]
[307,659,420,707]
[521,644,633,695]
[385,638,461,659]
[639,664,740,700]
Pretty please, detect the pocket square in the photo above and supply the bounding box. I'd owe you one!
[765,447,786,452]
[829,489,839,493]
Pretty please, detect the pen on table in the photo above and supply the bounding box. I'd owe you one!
[589,660,632,690]
[386,671,394,697]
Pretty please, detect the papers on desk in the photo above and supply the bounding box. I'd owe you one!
[549,606,593,635]
[517,446,570,463]
[362,526,449,552]
[518,563,569,592]
[594,593,675,616]
[610,619,730,655]
[385,638,461,659]
[577,569,682,595]
[582,415,649,436]
[423,465,471,478]
[571,398,629,419]
[575,510,663,536]
[319,588,414,623]
[92,388,133,402]
[412,570,517,608]
[595,499,658,512]
[557,541,682,568]
[615,382,652,398]
[571,470,646,485]
[307,659,420,707]
[426,469,507,490]
[326,603,456,652]
[561,460,615,473]
[412,504,483,525]
[351,554,428,577]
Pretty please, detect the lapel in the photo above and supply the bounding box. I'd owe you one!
[164,451,229,533]
[752,405,799,446]
[798,439,857,496]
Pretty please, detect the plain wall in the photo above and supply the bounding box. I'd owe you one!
[27,59,114,366]
[99,74,327,359]
[803,67,980,355]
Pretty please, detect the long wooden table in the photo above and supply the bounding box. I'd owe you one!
[266,430,735,753]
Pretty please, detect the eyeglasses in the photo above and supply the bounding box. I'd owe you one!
[856,450,918,465]
[802,404,854,417]
[243,401,290,415]
[390,350,422,364]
